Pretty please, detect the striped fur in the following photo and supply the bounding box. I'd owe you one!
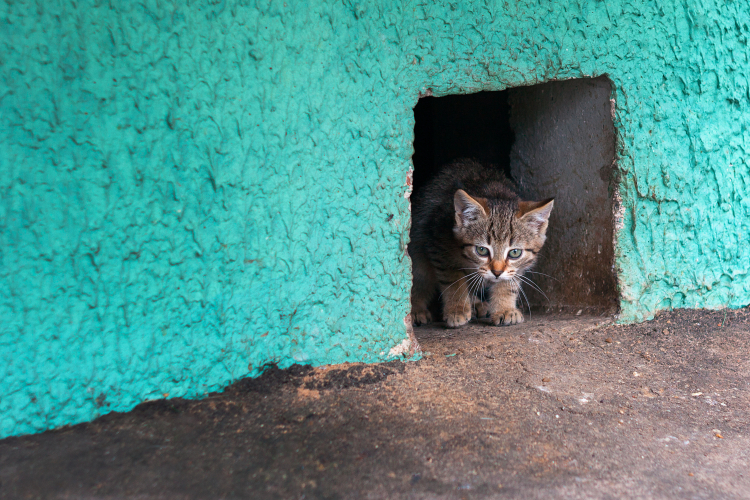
[409,159,553,328]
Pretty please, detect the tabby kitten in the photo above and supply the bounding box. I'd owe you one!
[409,159,554,328]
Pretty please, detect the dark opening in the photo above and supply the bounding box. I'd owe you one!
[411,77,618,315]
[412,91,514,199]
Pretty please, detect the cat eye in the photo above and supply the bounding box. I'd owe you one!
[475,246,490,257]
[508,248,523,259]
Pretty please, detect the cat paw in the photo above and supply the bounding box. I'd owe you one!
[491,308,524,326]
[445,311,471,328]
[474,301,490,319]
[411,310,432,326]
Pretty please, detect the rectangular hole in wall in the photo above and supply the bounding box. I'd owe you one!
[411,77,618,324]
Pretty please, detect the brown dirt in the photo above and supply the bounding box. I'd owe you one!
[2,309,750,499]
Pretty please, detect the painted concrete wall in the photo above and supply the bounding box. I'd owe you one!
[2,0,750,438]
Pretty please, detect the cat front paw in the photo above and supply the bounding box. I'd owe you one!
[474,301,490,319]
[411,309,432,326]
[445,310,471,328]
[491,308,524,326]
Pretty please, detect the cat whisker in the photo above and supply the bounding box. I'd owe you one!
[512,277,531,318]
[447,279,471,304]
[516,275,551,304]
[508,279,517,306]
[470,274,484,303]
[445,272,481,304]
[519,281,532,318]
[509,279,522,315]
[409,159,554,330]
[439,272,478,300]
[463,274,483,310]
[526,270,560,283]
[458,278,480,320]
[517,277,550,304]
[474,279,486,316]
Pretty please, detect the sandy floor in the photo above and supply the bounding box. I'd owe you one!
[2,309,749,499]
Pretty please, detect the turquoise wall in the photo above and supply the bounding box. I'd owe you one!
[2,0,749,438]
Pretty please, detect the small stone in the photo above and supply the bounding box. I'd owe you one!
[542,377,551,383]
[688,473,694,477]
[605,338,613,343]
[662,328,669,334]
[691,392,703,397]
[639,387,657,398]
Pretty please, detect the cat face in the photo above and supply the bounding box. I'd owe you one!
[453,189,554,284]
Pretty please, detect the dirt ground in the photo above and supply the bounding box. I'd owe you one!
[2,308,750,499]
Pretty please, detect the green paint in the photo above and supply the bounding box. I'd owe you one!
[1,0,749,438]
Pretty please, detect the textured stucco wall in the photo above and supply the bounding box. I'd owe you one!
[2,0,750,438]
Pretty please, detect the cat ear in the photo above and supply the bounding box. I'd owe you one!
[454,189,487,226]
[517,198,554,233]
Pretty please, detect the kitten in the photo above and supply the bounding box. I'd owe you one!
[409,159,554,328]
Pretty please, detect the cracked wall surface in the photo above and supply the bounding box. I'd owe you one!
[2,0,750,437]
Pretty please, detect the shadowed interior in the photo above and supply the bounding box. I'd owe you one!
[411,77,618,317]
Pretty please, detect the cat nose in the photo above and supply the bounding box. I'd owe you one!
[491,269,503,277]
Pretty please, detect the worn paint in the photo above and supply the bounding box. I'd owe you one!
[2,0,750,438]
